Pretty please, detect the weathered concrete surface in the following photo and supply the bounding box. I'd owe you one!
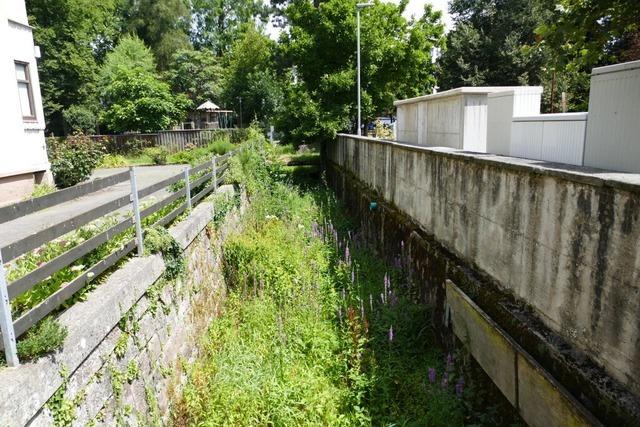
[326,139,640,424]
[329,134,640,397]
[447,280,600,427]
[0,185,242,426]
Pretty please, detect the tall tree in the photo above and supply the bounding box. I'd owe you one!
[191,0,270,56]
[165,49,224,108]
[280,0,444,142]
[100,36,189,132]
[437,0,552,90]
[222,26,282,127]
[27,0,121,134]
[123,0,191,69]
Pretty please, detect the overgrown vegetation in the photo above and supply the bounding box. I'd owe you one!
[173,139,519,425]
[47,134,106,188]
[16,317,68,361]
[144,226,185,280]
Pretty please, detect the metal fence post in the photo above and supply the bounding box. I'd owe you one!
[0,251,19,366]
[129,167,144,257]
[184,166,192,211]
[211,156,218,192]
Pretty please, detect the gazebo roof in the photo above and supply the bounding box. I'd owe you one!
[196,100,220,111]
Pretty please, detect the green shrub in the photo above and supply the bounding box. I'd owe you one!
[99,154,128,168]
[144,226,184,279]
[144,147,168,165]
[207,137,234,155]
[17,317,68,360]
[48,134,105,188]
[62,104,97,134]
[29,183,57,199]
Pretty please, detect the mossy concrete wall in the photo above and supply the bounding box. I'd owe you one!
[0,185,243,426]
[326,135,640,424]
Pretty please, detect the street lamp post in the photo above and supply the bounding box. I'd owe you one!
[356,2,373,136]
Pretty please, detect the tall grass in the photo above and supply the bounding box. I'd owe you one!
[172,138,519,425]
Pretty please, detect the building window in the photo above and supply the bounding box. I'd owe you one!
[15,62,36,121]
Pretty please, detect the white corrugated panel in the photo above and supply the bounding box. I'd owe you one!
[511,121,543,159]
[584,60,640,173]
[463,94,488,152]
[540,119,586,165]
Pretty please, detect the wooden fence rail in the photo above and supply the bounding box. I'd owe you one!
[0,151,235,365]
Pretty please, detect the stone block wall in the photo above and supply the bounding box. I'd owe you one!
[0,186,243,426]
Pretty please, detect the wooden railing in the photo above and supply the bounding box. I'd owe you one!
[0,152,234,365]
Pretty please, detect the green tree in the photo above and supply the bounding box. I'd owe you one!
[165,49,224,107]
[437,0,552,90]
[100,37,189,132]
[26,0,121,134]
[280,0,444,142]
[122,0,191,69]
[222,26,282,127]
[191,0,271,56]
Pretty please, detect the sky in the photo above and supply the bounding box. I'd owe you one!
[266,0,453,40]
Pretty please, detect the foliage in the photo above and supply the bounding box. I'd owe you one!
[26,0,121,134]
[144,226,185,280]
[99,154,129,168]
[16,317,68,360]
[222,26,282,128]
[208,137,235,155]
[191,0,271,55]
[48,134,105,188]
[99,35,156,87]
[438,0,552,90]
[144,147,169,165]
[62,104,97,134]
[101,67,189,133]
[280,0,445,141]
[122,0,191,69]
[172,143,515,425]
[165,49,223,107]
[373,119,393,139]
[29,183,57,199]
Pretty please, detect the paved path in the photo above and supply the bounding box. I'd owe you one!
[0,165,185,251]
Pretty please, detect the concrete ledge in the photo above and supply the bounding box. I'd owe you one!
[0,187,232,426]
[446,280,601,427]
[335,134,640,193]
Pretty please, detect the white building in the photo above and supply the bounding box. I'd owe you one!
[0,0,51,205]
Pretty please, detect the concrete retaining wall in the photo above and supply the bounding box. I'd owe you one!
[327,134,640,422]
[0,186,243,426]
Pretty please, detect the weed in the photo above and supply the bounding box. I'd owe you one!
[144,226,185,280]
[16,317,68,361]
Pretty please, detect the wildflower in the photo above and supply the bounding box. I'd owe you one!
[455,378,465,397]
[428,368,436,384]
[446,353,455,368]
[369,294,373,312]
[380,293,385,304]
[441,372,449,388]
[344,246,351,266]
[87,272,95,279]
[70,265,85,272]
[351,269,355,283]
[389,291,398,307]
[388,325,394,342]
[360,300,365,319]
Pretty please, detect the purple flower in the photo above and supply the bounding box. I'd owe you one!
[345,246,351,266]
[447,353,455,368]
[441,372,449,388]
[351,269,355,283]
[428,368,436,384]
[455,378,465,397]
[388,325,394,342]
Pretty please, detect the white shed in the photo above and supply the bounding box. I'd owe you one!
[0,0,51,205]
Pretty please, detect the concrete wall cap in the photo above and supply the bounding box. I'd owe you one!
[336,133,640,193]
[591,59,640,76]
[513,112,588,122]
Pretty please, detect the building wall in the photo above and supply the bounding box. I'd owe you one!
[0,1,51,204]
[329,134,640,398]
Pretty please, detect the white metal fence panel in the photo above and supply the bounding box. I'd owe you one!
[511,113,587,166]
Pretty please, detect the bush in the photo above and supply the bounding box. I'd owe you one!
[144,147,168,165]
[29,183,57,199]
[99,154,128,168]
[144,226,184,279]
[16,317,68,360]
[62,104,97,135]
[48,134,105,188]
[207,137,234,155]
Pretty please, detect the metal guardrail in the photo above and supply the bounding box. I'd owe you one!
[0,152,235,366]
